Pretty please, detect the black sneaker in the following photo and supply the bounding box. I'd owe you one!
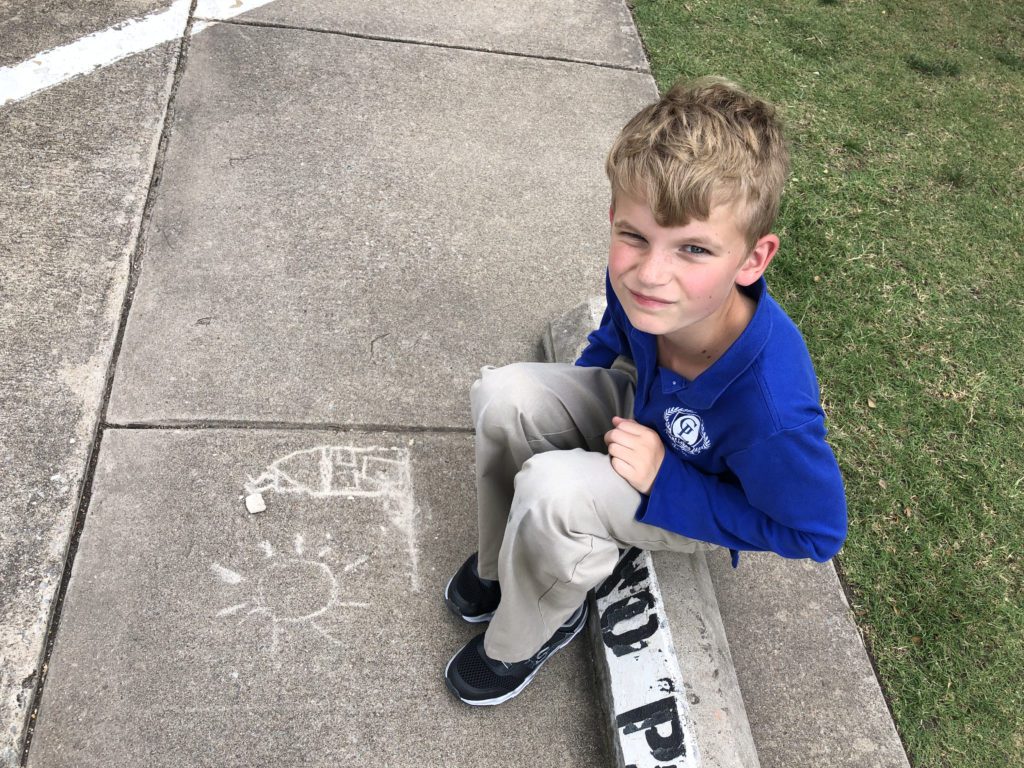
[444,602,589,706]
[445,552,501,623]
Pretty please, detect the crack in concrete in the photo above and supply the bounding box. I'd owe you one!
[18,3,202,764]
[205,16,649,74]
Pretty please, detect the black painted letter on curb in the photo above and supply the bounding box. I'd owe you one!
[616,696,686,762]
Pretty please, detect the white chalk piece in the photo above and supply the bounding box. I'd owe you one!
[245,492,267,514]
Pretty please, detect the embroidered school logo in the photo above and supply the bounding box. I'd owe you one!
[664,407,710,456]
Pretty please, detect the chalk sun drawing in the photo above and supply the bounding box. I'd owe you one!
[243,445,421,591]
[211,533,370,654]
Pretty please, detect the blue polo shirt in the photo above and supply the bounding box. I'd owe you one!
[577,273,847,565]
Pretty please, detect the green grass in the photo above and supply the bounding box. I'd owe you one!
[628,1,1024,765]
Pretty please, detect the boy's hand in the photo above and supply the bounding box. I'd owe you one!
[604,417,665,495]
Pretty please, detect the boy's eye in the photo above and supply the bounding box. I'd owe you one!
[682,244,708,255]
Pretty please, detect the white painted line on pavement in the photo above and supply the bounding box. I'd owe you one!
[190,0,281,34]
[193,0,277,21]
[0,0,278,108]
[0,0,189,107]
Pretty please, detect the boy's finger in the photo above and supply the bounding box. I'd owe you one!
[607,428,638,451]
[607,441,635,464]
[610,455,635,480]
[610,419,646,437]
[609,456,625,478]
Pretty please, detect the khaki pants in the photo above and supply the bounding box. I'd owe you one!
[471,361,710,662]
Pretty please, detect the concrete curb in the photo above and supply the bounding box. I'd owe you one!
[544,301,759,768]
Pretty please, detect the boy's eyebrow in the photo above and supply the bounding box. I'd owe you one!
[679,234,719,248]
[613,218,722,249]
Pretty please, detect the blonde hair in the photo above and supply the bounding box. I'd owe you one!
[606,77,789,246]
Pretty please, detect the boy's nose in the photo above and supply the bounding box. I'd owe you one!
[636,251,670,286]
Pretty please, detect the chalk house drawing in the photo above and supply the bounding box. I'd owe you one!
[242,445,420,591]
[212,446,421,652]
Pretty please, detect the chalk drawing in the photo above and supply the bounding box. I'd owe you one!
[211,563,243,585]
[212,533,370,654]
[211,446,421,654]
[343,555,369,573]
[245,445,421,591]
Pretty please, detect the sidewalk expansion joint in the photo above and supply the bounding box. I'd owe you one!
[18,3,202,765]
[199,16,649,74]
[104,419,475,434]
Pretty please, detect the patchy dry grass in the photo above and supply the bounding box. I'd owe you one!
[629,0,1024,765]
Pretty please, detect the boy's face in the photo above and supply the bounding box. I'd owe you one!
[607,193,778,349]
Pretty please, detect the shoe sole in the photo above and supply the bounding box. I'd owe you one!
[444,604,589,706]
[444,573,495,624]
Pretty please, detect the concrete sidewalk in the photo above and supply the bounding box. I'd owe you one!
[1,1,909,766]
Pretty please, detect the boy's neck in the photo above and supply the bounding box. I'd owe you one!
[657,287,756,381]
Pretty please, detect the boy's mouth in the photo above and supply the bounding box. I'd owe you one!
[629,289,673,308]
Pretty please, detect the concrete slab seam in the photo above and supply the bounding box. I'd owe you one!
[15,7,199,763]
[103,420,475,434]
[195,17,651,73]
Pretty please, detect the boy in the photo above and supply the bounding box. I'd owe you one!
[444,77,847,706]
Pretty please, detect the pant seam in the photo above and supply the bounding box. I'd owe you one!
[534,533,598,636]
[524,427,584,446]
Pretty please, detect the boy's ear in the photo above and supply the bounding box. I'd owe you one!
[735,234,779,287]
[609,203,616,223]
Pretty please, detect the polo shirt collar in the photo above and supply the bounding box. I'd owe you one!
[664,277,774,411]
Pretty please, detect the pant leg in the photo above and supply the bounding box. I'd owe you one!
[483,448,711,662]
[471,361,635,580]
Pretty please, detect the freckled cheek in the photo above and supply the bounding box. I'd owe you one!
[678,273,718,303]
[607,247,634,281]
